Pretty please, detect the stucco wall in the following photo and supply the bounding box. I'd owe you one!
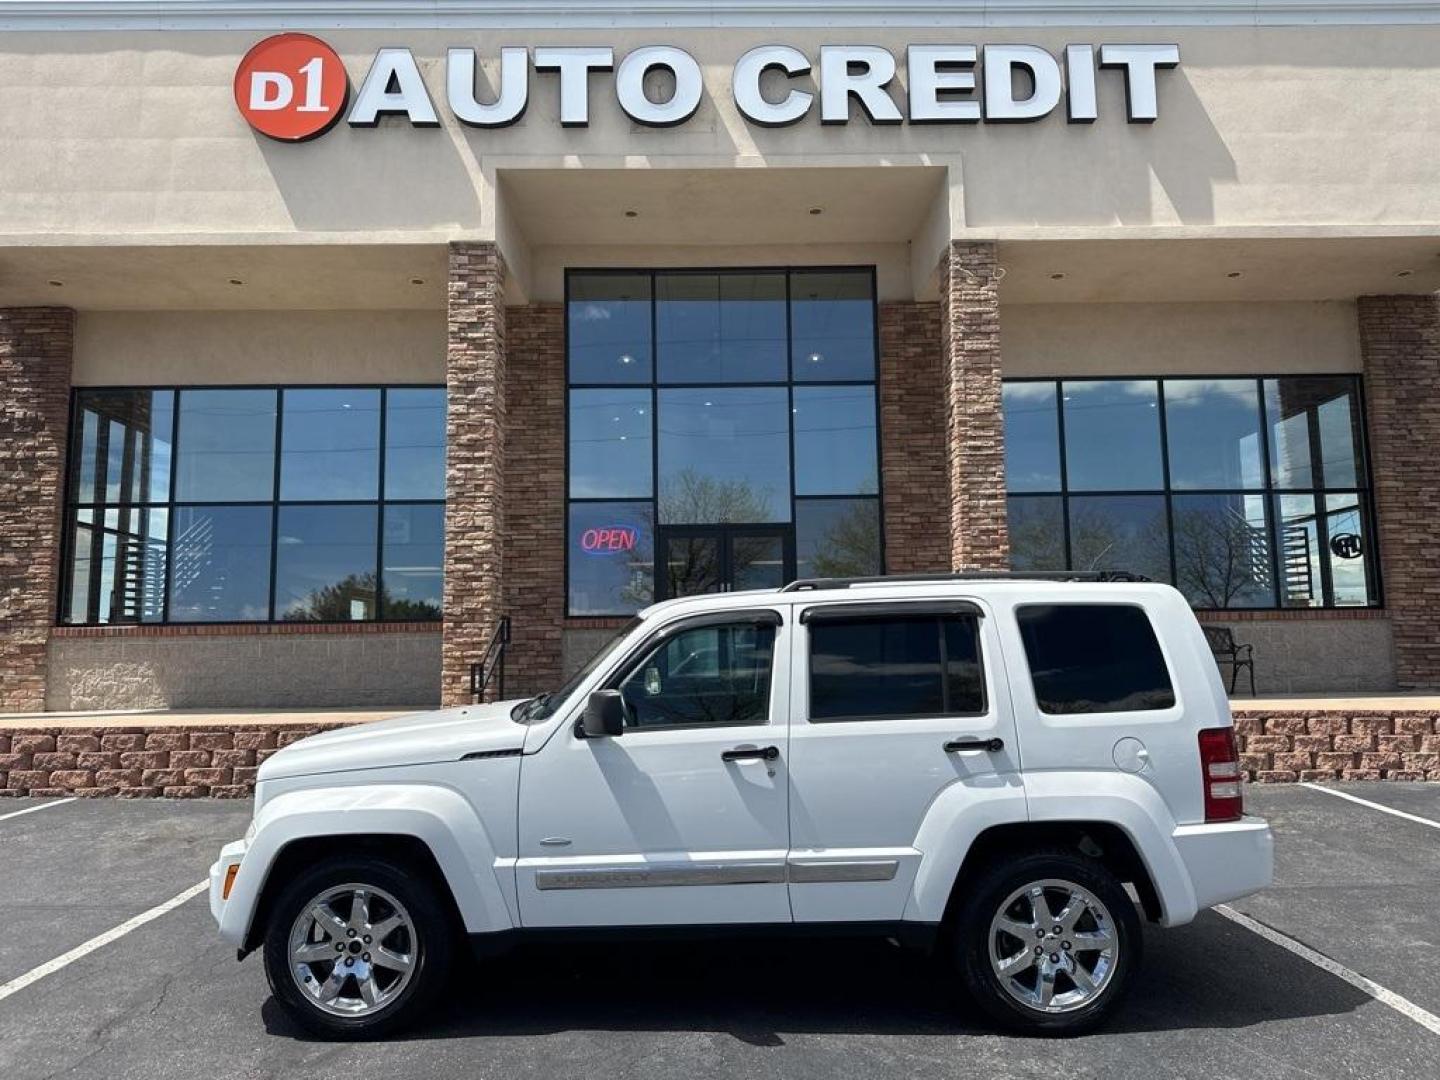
[46,632,441,710]
[73,309,445,385]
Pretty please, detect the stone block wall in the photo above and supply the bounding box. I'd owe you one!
[1234,708,1440,782]
[0,308,73,712]
[940,244,1008,571]
[1358,294,1440,690]
[879,301,950,574]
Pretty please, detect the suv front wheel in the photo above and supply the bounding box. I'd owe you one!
[953,850,1141,1035]
[262,854,456,1039]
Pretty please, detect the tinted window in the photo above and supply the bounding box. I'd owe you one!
[569,388,653,498]
[793,386,877,496]
[274,505,380,621]
[616,621,777,729]
[1016,604,1175,714]
[69,389,174,505]
[790,270,876,381]
[1002,383,1061,493]
[657,273,787,383]
[1164,379,1264,490]
[384,388,446,500]
[657,388,791,523]
[382,504,443,620]
[280,388,380,501]
[1172,493,1274,608]
[174,389,277,502]
[1062,380,1163,491]
[809,614,985,721]
[167,505,273,622]
[568,500,655,615]
[1007,496,1064,571]
[795,498,881,579]
[569,274,652,384]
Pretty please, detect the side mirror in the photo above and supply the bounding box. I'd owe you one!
[582,689,626,738]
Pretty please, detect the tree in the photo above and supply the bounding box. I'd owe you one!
[281,571,440,622]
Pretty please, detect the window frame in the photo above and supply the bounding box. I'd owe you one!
[598,609,784,733]
[803,606,990,724]
[58,383,447,627]
[1003,374,1382,611]
[564,266,886,618]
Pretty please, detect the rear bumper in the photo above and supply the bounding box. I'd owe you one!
[1171,816,1274,913]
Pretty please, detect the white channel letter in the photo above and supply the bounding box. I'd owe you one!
[732,45,813,127]
[534,46,615,128]
[448,47,528,127]
[907,45,980,123]
[983,44,1063,123]
[1099,44,1180,123]
[248,71,292,111]
[616,46,703,127]
[348,47,439,127]
[818,46,903,125]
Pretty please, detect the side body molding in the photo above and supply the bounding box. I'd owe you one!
[217,784,514,948]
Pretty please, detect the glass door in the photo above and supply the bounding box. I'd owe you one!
[659,526,793,599]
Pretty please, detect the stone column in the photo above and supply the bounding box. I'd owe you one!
[441,244,508,706]
[940,242,1009,571]
[0,308,74,712]
[1358,294,1440,690]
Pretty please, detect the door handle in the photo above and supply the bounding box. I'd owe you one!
[722,745,780,762]
[944,737,1004,754]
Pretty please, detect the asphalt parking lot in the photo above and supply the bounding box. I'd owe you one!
[0,783,1436,1079]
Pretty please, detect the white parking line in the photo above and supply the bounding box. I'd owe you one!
[1299,782,1440,831]
[0,881,207,1006]
[1215,905,1440,1036]
[0,798,77,825]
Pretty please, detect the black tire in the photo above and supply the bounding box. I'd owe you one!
[262,854,456,1040]
[951,848,1141,1036]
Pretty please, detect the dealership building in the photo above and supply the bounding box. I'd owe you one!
[3,0,1440,717]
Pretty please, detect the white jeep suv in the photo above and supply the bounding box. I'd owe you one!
[210,572,1273,1038]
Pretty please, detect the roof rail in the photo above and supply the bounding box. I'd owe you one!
[779,570,1151,593]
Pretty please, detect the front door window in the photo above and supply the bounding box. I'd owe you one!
[659,526,792,599]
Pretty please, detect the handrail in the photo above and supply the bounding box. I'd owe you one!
[469,615,512,703]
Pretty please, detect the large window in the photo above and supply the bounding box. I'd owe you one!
[62,385,446,625]
[567,269,882,616]
[1003,377,1379,609]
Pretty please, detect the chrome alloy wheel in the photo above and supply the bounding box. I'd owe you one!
[287,883,418,1018]
[988,878,1118,1014]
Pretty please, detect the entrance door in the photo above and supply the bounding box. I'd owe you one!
[659,526,792,598]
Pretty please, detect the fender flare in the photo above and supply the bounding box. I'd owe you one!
[903,774,1030,924]
[218,783,513,948]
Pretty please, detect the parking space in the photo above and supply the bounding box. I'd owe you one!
[0,786,1435,1080]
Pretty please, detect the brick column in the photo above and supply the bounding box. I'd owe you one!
[940,242,1009,571]
[441,244,508,706]
[879,301,950,573]
[502,304,566,697]
[0,308,74,712]
[1358,293,1440,690]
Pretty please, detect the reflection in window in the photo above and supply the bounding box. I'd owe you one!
[568,501,655,616]
[1165,379,1264,490]
[792,386,877,496]
[795,499,881,579]
[790,270,876,381]
[1004,375,1376,609]
[175,389,277,501]
[569,389,653,499]
[64,507,168,625]
[1068,495,1171,584]
[384,388,446,500]
[274,505,379,621]
[808,614,984,721]
[168,506,273,622]
[69,390,174,505]
[1007,496,1065,571]
[1017,604,1175,714]
[1062,380,1163,491]
[657,389,791,523]
[382,504,443,620]
[618,621,776,729]
[657,273,787,383]
[1171,493,1274,608]
[281,388,380,501]
[569,274,652,384]
[1002,383,1060,493]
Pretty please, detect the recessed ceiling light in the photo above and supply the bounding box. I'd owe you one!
[228,278,245,286]
[1050,273,1066,281]
[624,209,639,218]
[1396,270,1414,278]
[619,353,634,365]
[410,277,425,286]
[808,207,823,216]
[47,279,64,287]
[1226,271,1243,279]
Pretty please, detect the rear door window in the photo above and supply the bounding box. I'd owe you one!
[1015,604,1175,714]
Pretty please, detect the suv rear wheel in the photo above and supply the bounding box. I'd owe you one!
[262,854,456,1039]
[953,850,1141,1035]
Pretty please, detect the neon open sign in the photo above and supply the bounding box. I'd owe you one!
[581,527,638,554]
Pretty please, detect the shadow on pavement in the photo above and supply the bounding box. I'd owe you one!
[262,910,1371,1045]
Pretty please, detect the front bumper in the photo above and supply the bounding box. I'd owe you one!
[209,839,249,944]
[1172,815,1274,912]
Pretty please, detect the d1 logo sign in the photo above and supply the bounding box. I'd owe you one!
[234,33,348,141]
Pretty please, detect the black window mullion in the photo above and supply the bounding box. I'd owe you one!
[376,387,388,621]
[268,390,284,621]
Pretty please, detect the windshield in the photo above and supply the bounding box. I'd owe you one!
[511,618,642,724]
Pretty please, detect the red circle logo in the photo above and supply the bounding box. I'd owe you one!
[234,33,348,142]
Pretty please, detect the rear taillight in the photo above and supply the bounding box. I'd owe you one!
[1198,727,1244,823]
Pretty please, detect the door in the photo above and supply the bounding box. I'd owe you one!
[784,599,1024,923]
[658,526,792,599]
[516,610,793,928]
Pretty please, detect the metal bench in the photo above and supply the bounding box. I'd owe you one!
[1202,625,1256,696]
